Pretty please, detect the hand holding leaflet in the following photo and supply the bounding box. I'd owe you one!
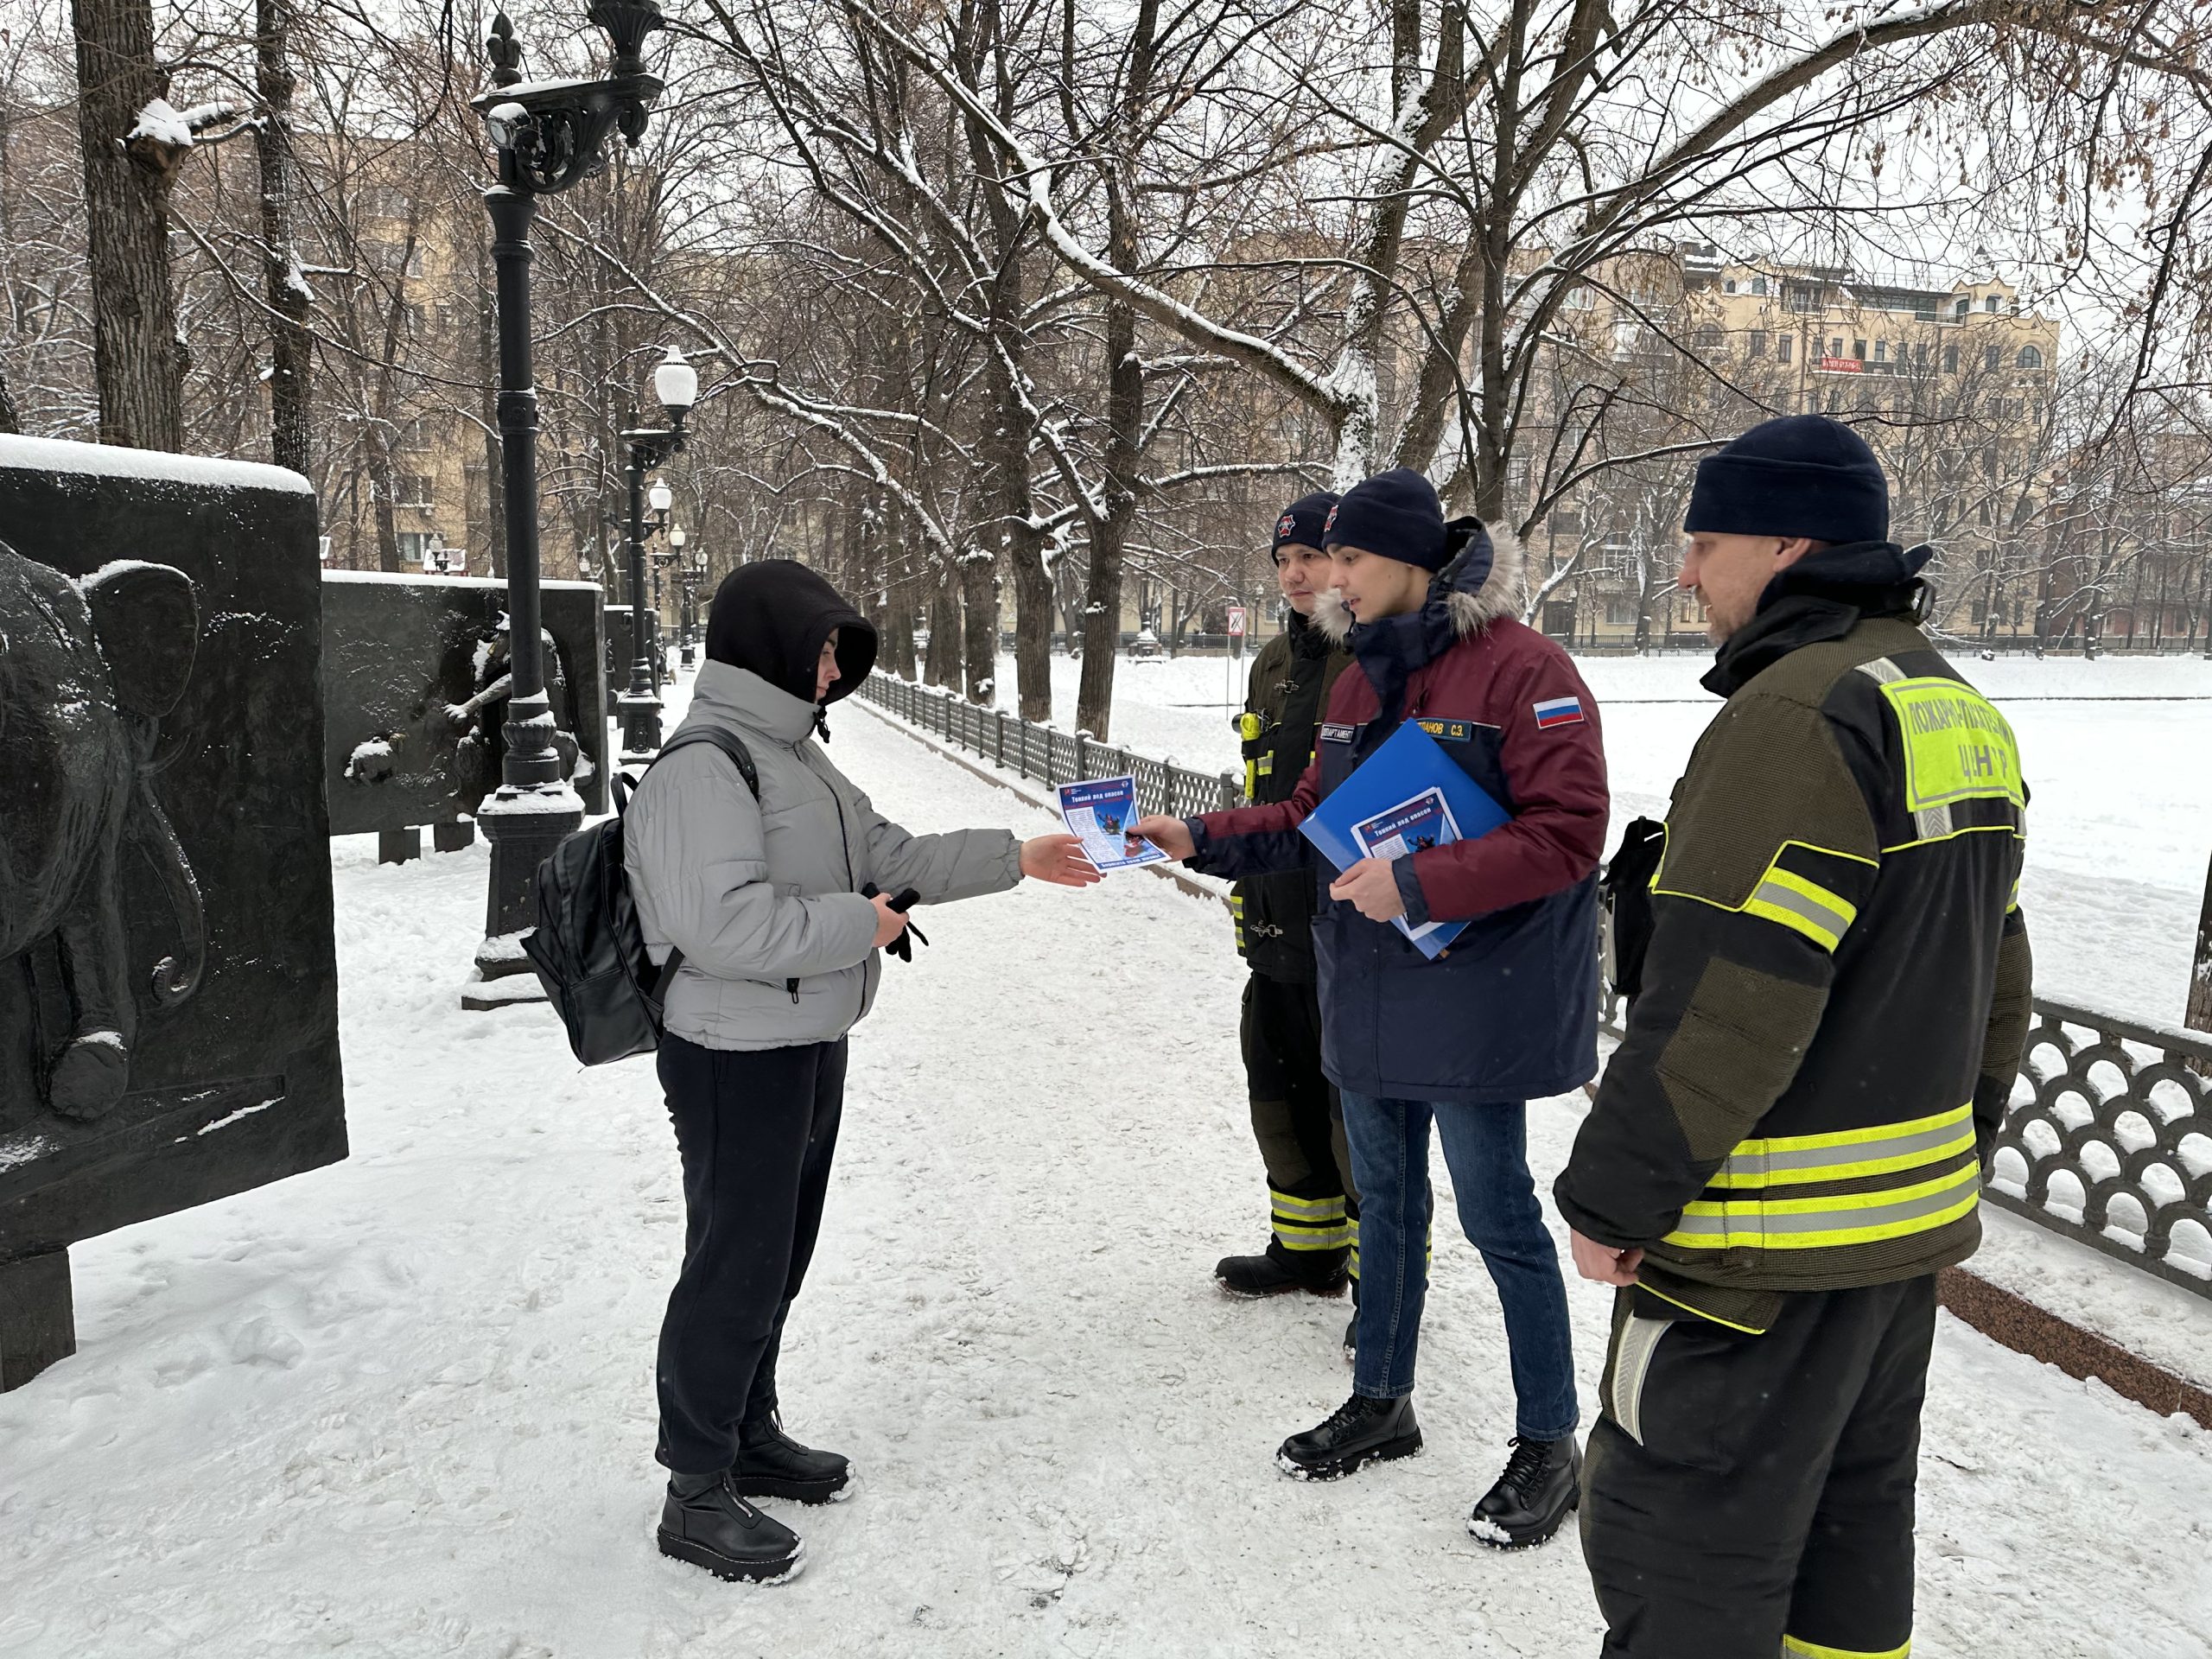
[1054,776,1169,872]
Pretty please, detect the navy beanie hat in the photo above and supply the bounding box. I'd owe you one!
[1684,415,1890,546]
[1321,467,1449,571]
[1272,490,1339,556]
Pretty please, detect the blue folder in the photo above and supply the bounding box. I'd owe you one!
[1299,721,1510,959]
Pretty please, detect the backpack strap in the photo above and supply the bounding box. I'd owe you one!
[623,725,764,998]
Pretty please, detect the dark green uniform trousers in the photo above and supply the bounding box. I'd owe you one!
[1582,1274,1937,1659]
[1240,971,1360,1278]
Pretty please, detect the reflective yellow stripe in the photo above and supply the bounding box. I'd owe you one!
[1653,840,1876,949]
[1743,866,1859,952]
[1269,1191,1345,1222]
[1663,1163,1979,1251]
[1880,821,2023,854]
[1276,1223,1354,1250]
[1629,1280,1770,1335]
[1706,1103,1975,1190]
[1783,1636,1910,1659]
[1255,754,1274,776]
[1878,674,2023,810]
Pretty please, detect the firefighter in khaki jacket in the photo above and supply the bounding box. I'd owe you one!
[1555,416,2034,1659]
[1214,493,1363,1328]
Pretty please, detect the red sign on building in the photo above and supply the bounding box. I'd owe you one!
[1818,355,1863,373]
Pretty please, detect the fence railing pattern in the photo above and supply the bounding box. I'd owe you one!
[858,672,2212,1300]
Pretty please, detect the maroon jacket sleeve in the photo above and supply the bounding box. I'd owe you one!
[1397,643,1610,925]
[1185,674,1349,876]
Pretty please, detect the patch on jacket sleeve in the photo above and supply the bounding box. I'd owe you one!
[1319,721,1363,744]
[1532,695,1586,729]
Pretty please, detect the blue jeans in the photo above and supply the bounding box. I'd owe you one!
[1341,1092,1578,1442]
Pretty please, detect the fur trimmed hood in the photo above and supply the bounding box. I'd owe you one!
[1310,518,1527,645]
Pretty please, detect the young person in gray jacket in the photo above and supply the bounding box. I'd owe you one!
[625,559,1098,1584]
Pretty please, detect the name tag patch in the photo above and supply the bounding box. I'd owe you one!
[1319,721,1363,744]
[1414,717,1475,744]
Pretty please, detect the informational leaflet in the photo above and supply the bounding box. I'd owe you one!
[1054,775,1169,872]
[1349,786,1461,946]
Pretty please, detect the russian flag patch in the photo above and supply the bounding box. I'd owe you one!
[1532,696,1586,730]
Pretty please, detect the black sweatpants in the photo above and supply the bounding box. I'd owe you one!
[1240,972,1358,1274]
[1581,1275,1938,1659]
[654,1031,848,1477]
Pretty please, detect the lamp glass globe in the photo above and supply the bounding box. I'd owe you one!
[653,349,698,415]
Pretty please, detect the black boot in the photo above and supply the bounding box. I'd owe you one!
[658,1471,805,1583]
[734,1414,854,1505]
[1467,1435,1581,1549]
[1276,1393,1421,1481]
[1216,1247,1348,1300]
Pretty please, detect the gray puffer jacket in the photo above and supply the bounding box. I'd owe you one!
[626,660,1021,1050]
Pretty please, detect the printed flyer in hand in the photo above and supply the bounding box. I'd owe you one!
[1054,775,1168,872]
[1350,787,1461,947]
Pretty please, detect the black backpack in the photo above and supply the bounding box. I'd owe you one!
[1602,816,1667,1001]
[519,727,760,1065]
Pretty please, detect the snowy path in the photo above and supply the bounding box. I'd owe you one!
[3,696,2209,1658]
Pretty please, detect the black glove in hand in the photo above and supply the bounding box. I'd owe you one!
[861,883,930,963]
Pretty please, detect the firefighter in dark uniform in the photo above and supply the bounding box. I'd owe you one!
[1214,492,1363,1314]
[1556,416,2035,1658]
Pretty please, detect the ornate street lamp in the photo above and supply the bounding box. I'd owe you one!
[678,541,704,666]
[462,0,665,1008]
[618,353,695,760]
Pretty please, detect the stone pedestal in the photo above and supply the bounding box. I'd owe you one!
[460,784,582,1010]
[432,821,477,853]
[0,1250,73,1392]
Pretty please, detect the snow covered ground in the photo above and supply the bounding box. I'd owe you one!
[998,649,2212,1026]
[3,677,2209,1658]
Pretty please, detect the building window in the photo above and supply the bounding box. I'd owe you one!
[1748,331,1768,359]
[1978,501,1993,526]
[1694,323,1726,356]
[1873,340,1888,362]
[1830,338,1845,358]
[1985,295,2000,314]
[1916,341,1929,367]
[1777,334,1793,364]
[1605,594,1639,626]
[1852,338,1867,359]
[1751,276,1769,296]
[1985,344,2002,371]
[1944,343,1959,373]
[1955,297,1971,319]
[1724,279,1738,294]
[401,416,433,452]
[397,531,431,563]
[395,474,434,507]
[2016,345,2044,369]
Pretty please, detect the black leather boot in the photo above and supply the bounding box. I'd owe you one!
[1276,1393,1422,1480]
[733,1414,854,1505]
[658,1471,805,1583]
[1467,1435,1581,1548]
[1216,1249,1349,1299]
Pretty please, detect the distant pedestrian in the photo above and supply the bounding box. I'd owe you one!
[1140,467,1609,1549]
[624,559,1098,1584]
[1556,416,2034,1657]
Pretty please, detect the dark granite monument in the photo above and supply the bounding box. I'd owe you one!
[321,573,607,858]
[0,435,346,1392]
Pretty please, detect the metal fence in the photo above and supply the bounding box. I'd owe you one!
[858,672,2212,1301]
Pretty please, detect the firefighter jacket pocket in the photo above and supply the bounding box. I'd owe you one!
[1599,1298,1754,1473]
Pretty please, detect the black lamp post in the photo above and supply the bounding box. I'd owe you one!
[678,543,703,666]
[618,358,695,760]
[463,0,664,1007]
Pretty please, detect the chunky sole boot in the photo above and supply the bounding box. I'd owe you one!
[1276,1393,1423,1481]
[732,1428,855,1506]
[1216,1251,1349,1300]
[1467,1435,1581,1549]
[658,1474,806,1584]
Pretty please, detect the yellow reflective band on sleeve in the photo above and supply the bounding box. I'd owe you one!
[1783,1636,1910,1659]
[1663,1162,1979,1251]
[1743,866,1859,953]
[1878,676,2024,811]
[1704,1103,1975,1190]
[1655,842,1872,950]
[1255,754,1274,777]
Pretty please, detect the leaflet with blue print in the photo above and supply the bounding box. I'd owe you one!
[1350,787,1461,948]
[1054,775,1168,871]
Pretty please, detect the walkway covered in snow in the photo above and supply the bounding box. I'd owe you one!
[3,694,2207,1657]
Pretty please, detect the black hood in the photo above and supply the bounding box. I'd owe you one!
[1704,540,1930,697]
[704,559,878,707]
